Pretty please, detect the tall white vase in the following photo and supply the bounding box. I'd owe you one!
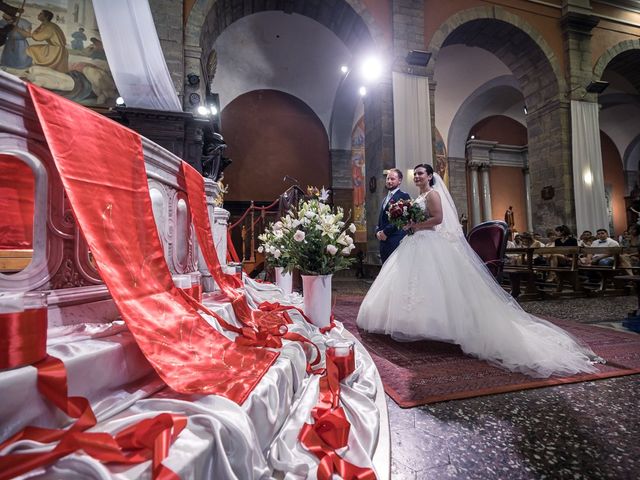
[274,266,293,295]
[301,274,333,328]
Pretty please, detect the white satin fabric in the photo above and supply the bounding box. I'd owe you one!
[92,0,182,111]
[357,176,601,378]
[1,283,384,479]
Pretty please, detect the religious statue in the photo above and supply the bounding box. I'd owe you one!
[504,206,515,229]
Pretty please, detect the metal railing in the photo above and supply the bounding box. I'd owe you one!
[228,186,306,264]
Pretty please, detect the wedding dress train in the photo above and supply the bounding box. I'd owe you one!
[357,176,601,378]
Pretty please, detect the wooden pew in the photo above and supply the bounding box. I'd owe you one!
[0,249,33,273]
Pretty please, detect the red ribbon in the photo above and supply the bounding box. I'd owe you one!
[326,347,356,381]
[0,308,47,370]
[28,83,279,403]
[299,356,377,480]
[0,356,184,480]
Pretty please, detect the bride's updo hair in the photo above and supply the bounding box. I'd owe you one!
[413,163,435,186]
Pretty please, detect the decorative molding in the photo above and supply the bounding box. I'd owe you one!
[466,139,529,168]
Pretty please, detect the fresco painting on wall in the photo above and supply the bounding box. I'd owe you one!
[351,116,366,243]
[605,183,614,234]
[0,0,117,106]
[434,127,448,186]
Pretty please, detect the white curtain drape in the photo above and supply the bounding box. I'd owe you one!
[392,72,433,198]
[571,100,608,234]
[93,0,182,111]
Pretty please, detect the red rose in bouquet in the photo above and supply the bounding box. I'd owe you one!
[387,198,425,234]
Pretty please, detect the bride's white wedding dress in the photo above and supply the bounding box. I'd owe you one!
[357,175,601,378]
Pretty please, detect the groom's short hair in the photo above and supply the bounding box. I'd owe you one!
[388,168,403,180]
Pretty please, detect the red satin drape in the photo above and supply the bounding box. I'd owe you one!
[0,154,34,250]
[27,84,278,404]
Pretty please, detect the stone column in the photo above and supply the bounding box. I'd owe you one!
[480,164,492,222]
[523,168,534,232]
[363,78,394,264]
[468,164,481,227]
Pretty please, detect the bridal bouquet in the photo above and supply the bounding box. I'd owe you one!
[281,190,356,275]
[387,198,425,234]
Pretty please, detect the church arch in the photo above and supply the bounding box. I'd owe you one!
[427,6,571,229]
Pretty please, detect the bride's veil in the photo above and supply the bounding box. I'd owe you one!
[430,173,600,366]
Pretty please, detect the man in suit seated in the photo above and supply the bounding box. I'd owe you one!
[376,168,411,263]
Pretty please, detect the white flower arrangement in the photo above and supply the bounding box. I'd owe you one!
[283,194,356,275]
[258,223,293,269]
[259,189,356,275]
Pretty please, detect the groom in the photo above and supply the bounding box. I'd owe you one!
[376,168,411,263]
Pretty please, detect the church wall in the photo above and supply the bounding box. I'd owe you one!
[361,0,393,44]
[591,22,640,66]
[469,115,527,233]
[220,90,330,202]
[149,0,185,97]
[423,0,565,73]
[490,166,527,233]
[601,131,626,236]
[471,115,527,145]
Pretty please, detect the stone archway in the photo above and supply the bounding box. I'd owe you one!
[593,39,640,84]
[427,6,572,229]
[186,0,386,71]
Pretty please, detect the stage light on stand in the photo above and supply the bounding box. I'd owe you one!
[340,65,348,74]
[115,96,125,106]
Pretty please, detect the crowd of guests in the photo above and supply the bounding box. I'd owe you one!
[506,224,640,277]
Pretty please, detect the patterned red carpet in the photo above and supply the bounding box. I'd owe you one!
[335,295,640,408]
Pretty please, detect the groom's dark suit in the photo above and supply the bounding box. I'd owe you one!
[377,188,411,263]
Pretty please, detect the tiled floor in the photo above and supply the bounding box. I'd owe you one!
[388,375,639,479]
[332,278,640,479]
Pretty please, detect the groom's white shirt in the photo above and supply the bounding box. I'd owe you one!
[382,188,399,210]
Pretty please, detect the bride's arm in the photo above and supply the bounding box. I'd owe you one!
[404,191,443,232]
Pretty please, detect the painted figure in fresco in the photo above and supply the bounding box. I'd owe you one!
[14,10,68,73]
[0,13,31,69]
[71,27,86,50]
[85,37,106,60]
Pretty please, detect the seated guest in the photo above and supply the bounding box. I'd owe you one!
[513,233,522,247]
[619,230,630,247]
[555,225,578,247]
[628,224,640,247]
[591,228,619,266]
[550,225,578,268]
[578,235,595,265]
[620,224,640,273]
[520,232,546,265]
[578,230,593,246]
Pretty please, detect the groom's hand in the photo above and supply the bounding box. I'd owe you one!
[376,231,387,241]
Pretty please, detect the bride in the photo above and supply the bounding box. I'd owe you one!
[357,163,602,378]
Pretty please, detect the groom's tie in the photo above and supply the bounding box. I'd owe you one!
[383,191,393,210]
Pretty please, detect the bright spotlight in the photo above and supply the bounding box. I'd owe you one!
[359,86,367,97]
[583,170,593,186]
[470,135,475,140]
[197,105,210,116]
[340,65,348,74]
[210,105,218,116]
[115,96,125,106]
[361,56,382,82]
